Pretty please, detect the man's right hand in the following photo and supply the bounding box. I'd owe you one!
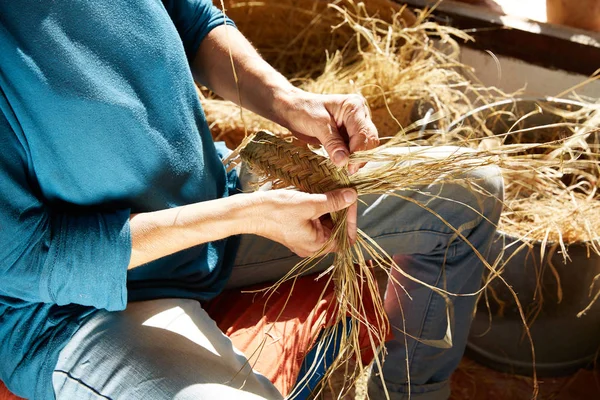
[250,188,358,257]
[128,188,357,269]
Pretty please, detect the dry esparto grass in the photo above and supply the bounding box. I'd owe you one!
[210,1,600,398]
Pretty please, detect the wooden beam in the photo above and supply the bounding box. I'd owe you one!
[400,0,600,76]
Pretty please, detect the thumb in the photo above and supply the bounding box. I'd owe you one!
[317,122,349,168]
[315,188,357,217]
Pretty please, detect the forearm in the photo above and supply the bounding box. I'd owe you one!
[192,25,297,127]
[192,23,378,169]
[128,193,258,269]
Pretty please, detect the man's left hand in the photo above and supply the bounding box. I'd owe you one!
[277,91,379,174]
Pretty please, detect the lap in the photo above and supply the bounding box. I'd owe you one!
[52,299,282,400]
[228,145,503,289]
[51,146,502,400]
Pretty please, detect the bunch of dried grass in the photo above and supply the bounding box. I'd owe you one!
[205,0,600,396]
[203,0,511,149]
[233,130,533,399]
[216,0,415,77]
[445,97,600,320]
[446,99,600,250]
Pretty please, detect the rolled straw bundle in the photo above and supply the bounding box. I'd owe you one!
[241,132,351,193]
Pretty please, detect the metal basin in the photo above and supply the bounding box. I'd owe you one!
[467,232,600,376]
[449,98,600,376]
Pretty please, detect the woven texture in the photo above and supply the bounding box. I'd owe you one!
[240,131,352,194]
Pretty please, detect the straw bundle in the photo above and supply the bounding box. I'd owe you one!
[501,193,600,249]
[446,98,600,320]
[217,0,416,76]
[236,130,526,398]
[448,99,600,251]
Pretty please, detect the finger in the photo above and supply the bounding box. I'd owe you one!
[333,96,379,175]
[313,188,357,217]
[318,122,350,168]
[345,102,379,154]
[346,201,357,245]
[302,101,349,168]
[306,219,335,256]
[319,222,337,254]
[319,214,337,254]
[348,119,378,175]
[312,219,329,251]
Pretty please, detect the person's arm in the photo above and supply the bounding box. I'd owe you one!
[0,142,356,306]
[161,0,378,171]
[192,25,379,173]
[0,106,356,310]
[128,188,357,269]
[161,0,366,240]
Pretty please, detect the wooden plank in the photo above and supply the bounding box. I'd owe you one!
[401,0,600,76]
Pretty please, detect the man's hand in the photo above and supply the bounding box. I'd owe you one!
[253,188,358,257]
[194,26,379,174]
[128,188,357,269]
[277,91,380,174]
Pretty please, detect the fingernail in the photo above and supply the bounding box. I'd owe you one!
[332,150,347,166]
[343,189,356,203]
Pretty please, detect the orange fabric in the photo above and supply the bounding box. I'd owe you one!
[205,273,391,396]
[0,273,389,399]
[0,381,21,400]
[205,276,335,396]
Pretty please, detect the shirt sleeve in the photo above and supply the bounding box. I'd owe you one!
[0,112,131,312]
[161,0,236,61]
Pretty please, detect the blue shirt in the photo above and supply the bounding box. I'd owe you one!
[0,1,237,398]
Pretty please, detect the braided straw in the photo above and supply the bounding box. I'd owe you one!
[236,130,523,399]
[240,130,369,397]
[240,130,352,194]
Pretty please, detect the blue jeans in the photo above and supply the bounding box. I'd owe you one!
[53,148,503,399]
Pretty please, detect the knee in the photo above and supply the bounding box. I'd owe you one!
[464,163,504,224]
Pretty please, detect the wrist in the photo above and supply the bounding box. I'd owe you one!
[219,193,265,236]
[224,191,280,238]
[269,87,311,129]
[240,191,279,238]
